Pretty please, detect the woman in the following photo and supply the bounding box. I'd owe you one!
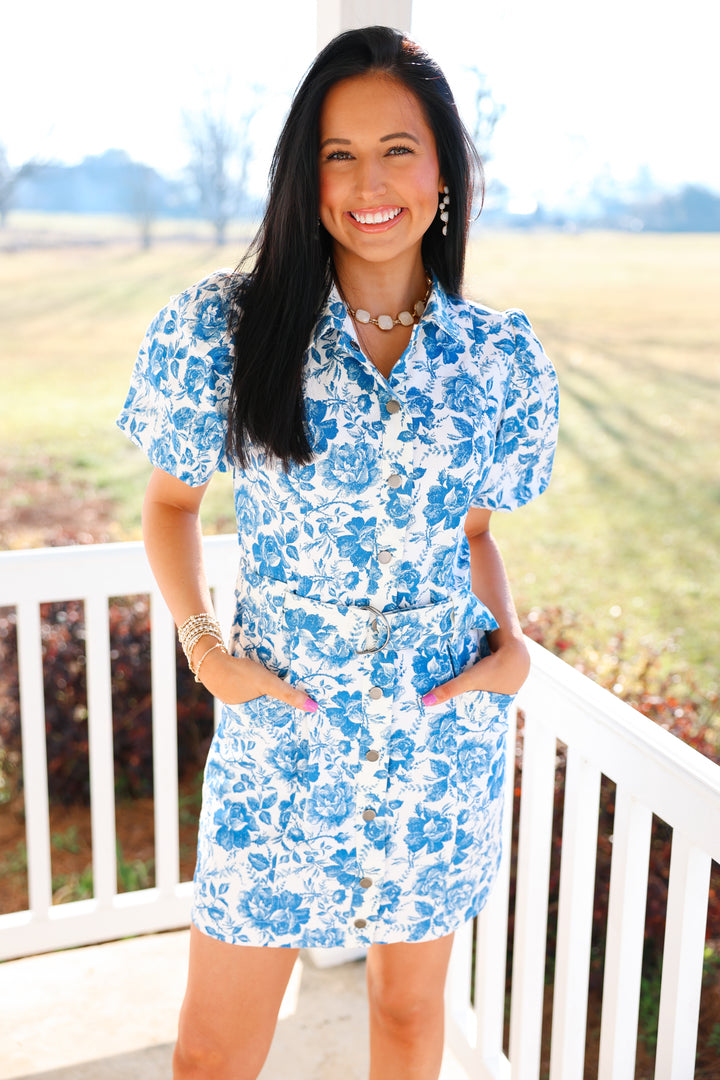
[118,25,558,1080]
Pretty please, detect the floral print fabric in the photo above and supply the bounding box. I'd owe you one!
[117,270,559,946]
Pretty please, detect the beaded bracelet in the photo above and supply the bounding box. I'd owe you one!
[178,613,224,671]
[193,640,227,683]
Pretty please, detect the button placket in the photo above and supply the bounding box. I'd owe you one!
[351,395,411,936]
[372,400,412,610]
[353,649,393,929]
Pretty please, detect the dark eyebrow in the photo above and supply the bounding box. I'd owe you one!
[319,137,351,150]
[380,131,419,144]
[319,131,420,151]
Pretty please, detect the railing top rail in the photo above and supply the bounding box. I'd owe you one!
[0,535,239,604]
[523,639,720,861]
[524,639,720,797]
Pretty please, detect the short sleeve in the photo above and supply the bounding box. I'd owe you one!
[471,309,559,511]
[116,272,234,486]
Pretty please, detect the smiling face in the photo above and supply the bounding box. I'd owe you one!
[318,72,443,275]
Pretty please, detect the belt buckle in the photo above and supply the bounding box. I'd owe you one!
[355,604,391,655]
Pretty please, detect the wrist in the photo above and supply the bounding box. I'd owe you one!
[189,633,225,670]
[194,643,233,693]
[193,639,227,683]
[486,632,530,688]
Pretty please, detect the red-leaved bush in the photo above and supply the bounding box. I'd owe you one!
[0,598,214,806]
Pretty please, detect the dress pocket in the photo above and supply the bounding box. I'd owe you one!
[460,688,515,732]
[446,629,516,731]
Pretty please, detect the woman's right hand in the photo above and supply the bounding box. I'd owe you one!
[194,640,318,713]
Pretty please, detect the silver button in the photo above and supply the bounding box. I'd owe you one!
[378,550,392,564]
[365,749,380,762]
[359,876,373,889]
[385,399,401,414]
[388,473,402,488]
[369,686,383,700]
[362,808,377,822]
[354,918,367,929]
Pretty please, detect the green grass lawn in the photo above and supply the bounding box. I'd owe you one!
[466,230,720,694]
[1,221,718,692]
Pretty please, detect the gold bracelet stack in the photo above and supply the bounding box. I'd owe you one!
[177,613,226,681]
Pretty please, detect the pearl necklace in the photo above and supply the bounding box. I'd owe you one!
[344,276,432,331]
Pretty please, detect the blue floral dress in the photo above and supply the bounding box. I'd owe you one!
[117,270,559,948]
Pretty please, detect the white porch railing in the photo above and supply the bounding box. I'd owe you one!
[0,537,238,959]
[1,538,719,1080]
[444,641,720,1080]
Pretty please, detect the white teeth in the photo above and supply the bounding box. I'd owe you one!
[352,208,402,224]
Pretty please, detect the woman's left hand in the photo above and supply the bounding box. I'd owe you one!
[421,634,531,706]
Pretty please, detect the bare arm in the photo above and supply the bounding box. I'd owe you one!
[424,506,530,703]
[142,467,315,711]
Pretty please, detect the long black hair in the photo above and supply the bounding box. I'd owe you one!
[227,25,482,468]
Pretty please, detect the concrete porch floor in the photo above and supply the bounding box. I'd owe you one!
[0,931,470,1079]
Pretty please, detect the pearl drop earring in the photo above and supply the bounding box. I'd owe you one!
[438,186,450,237]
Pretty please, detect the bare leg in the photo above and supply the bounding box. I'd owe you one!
[366,932,455,1080]
[173,923,299,1080]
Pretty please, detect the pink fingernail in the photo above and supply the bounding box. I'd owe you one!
[422,693,438,706]
[303,696,319,713]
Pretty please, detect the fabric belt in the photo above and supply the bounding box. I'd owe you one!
[236,568,498,656]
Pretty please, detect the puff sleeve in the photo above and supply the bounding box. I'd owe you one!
[471,309,559,511]
[116,272,234,486]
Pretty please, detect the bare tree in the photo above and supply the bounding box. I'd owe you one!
[184,91,261,246]
[465,67,505,163]
[128,163,159,251]
[0,144,40,228]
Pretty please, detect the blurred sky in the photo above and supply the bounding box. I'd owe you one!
[2,0,718,211]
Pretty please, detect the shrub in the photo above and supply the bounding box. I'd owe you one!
[0,597,214,806]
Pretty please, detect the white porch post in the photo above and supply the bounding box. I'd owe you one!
[317,0,413,49]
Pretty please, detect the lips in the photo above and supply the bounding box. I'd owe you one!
[344,206,408,235]
[349,207,403,225]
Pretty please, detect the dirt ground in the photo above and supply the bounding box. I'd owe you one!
[0,776,201,914]
[0,464,121,550]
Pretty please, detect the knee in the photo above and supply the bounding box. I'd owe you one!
[173,1032,263,1080]
[367,969,442,1036]
[173,1033,228,1080]
[173,1034,222,1079]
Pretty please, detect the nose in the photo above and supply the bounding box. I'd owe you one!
[354,155,386,201]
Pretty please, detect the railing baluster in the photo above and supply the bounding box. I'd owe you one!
[509,709,557,1079]
[549,750,601,1080]
[472,701,518,1068]
[446,915,475,1045]
[597,787,652,1080]
[85,592,118,901]
[16,600,52,916]
[151,591,180,894]
[654,831,711,1080]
